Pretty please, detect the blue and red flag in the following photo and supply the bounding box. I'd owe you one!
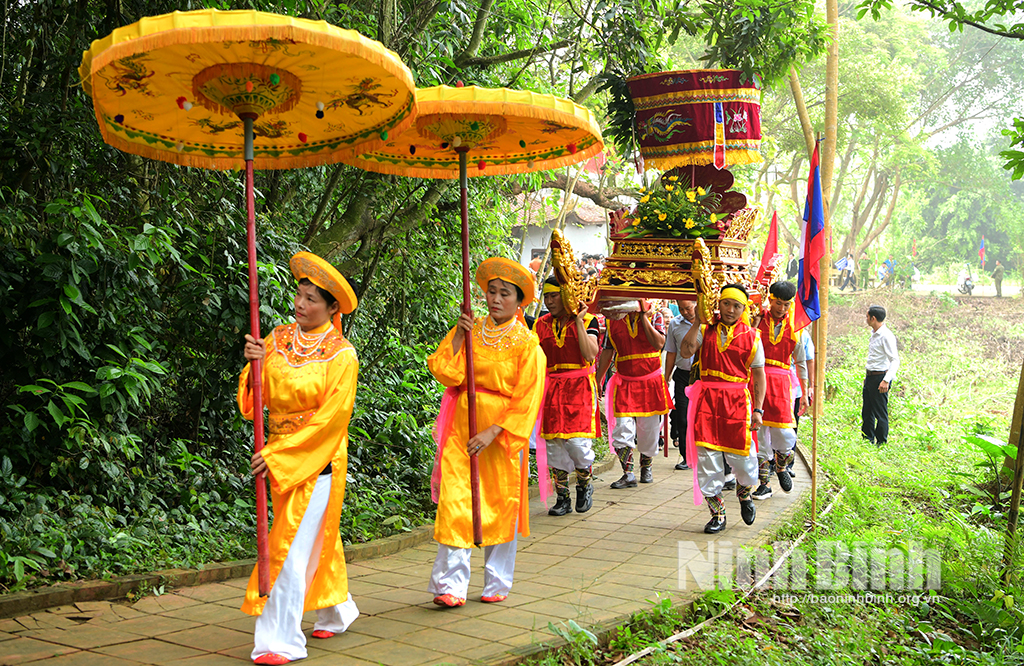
[793,140,826,331]
[979,236,986,269]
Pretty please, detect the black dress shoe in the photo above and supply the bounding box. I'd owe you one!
[723,478,737,491]
[548,494,573,516]
[777,469,793,493]
[740,499,756,525]
[674,461,690,470]
[575,484,594,513]
[704,515,727,534]
[610,473,638,489]
[639,467,653,483]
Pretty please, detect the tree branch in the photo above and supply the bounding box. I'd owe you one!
[507,172,632,209]
[454,0,495,65]
[459,39,572,67]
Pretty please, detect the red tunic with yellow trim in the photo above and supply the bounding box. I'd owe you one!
[607,314,673,417]
[694,321,760,455]
[757,313,799,429]
[535,313,601,439]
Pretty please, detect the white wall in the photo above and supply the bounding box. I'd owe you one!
[516,223,608,266]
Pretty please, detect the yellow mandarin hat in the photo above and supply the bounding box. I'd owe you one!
[290,252,358,331]
[475,257,535,307]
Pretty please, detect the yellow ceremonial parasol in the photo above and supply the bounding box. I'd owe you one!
[346,84,603,545]
[79,8,417,597]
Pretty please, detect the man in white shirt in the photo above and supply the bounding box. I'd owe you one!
[863,305,899,446]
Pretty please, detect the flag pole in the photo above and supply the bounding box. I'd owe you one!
[813,132,832,532]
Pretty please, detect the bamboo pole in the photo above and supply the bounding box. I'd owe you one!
[812,132,832,532]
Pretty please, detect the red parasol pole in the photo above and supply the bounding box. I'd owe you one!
[457,147,483,547]
[242,115,271,595]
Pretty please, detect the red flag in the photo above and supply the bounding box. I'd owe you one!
[756,211,780,284]
[912,239,917,257]
[979,236,986,269]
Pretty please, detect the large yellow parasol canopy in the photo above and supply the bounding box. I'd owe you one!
[343,85,604,178]
[78,8,416,170]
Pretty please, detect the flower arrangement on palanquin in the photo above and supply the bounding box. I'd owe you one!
[595,164,759,303]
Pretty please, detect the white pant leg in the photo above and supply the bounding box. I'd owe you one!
[725,445,760,488]
[756,426,771,461]
[427,544,472,599]
[252,474,332,661]
[696,447,726,497]
[546,438,574,473]
[768,427,797,454]
[313,594,359,633]
[563,437,595,470]
[635,415,661,458]
[482,534,518,597]
[612,414,637,451]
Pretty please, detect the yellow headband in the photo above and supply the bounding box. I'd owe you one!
[770,296,794,305]
[720,287,749,306]
[542,283,561,295]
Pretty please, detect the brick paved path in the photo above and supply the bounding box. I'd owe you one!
[1,455,808,665]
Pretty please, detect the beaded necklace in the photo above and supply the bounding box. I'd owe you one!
[292,324,332,357]
[480,316,517,347]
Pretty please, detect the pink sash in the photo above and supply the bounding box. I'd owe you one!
[430,385,503,503]
[604,367,665,454]
[684,379,756,506]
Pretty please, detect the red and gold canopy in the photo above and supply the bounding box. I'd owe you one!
[78,8,417,170]
[343,85,604,178]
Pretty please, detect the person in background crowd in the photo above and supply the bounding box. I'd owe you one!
[859,252,871,291]
[838,252,857,291]
[862,304,899,447]
[663,300,697,471]
[992,260,1004,298]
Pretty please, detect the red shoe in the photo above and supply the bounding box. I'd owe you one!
[311,630,334,639]
[253,654,290,665]
[480,594,507,603]
[432,593,466,607]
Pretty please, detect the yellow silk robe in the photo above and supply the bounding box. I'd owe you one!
[237,321,358,615]
[427,317,546,549]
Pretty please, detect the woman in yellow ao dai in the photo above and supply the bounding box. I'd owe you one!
[427,257,546,607]
[237,252,360,665]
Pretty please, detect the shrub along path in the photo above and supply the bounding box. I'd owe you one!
[0,454,809,666]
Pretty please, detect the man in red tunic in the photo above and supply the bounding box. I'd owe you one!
[535,277,601,515]
[595,301,673,488]
[751,281,808,500]
[677,284,766,534]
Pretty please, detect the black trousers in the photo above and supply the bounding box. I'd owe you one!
[861,374,890,444]
[669,368,691,462]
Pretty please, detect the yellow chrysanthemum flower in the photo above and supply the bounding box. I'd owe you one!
[658,213,667,221]
[710,214,718,223]
[685,219,696,229]
[640,195,650,203]
[632,218,640,226]
[665,185,674,192]
[668,175,679,181]
[686,191,696,203]
[697,187,706,196]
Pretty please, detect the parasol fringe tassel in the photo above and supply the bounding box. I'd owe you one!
[643,148,764,172]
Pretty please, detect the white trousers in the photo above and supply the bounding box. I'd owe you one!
[546,437,595,473]
[252,474,360,661]
[756,426,797,460]
[611,414,661,458]
[696,446,759,497]
[427,535,518,599]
